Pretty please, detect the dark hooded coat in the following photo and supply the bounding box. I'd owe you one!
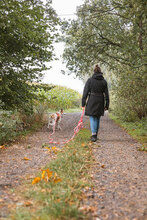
[82,72,109,117]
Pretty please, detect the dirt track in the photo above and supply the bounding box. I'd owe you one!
[0,112,87,218]
[92,114,147,220]
[0,112,147,219]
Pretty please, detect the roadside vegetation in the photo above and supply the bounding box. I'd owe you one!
[109,113,147,152]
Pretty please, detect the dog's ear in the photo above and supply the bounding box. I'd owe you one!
[49,113,54,119]
[51,114,56,119]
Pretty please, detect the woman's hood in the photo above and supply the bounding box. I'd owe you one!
[92,72,104,80]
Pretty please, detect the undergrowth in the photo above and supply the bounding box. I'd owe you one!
[10,129,93,220]
[109,113,147,152]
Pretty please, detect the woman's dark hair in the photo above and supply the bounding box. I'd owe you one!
[94,64,101,73]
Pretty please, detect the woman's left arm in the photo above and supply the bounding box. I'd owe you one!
[104,82,110,110]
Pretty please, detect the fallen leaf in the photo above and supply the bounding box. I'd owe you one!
[68,201,75,205]
[24,201,33,206]
[0,146,5,149]
[54,172,57,178]
[53,172,62,183]
[32,177,41,184]
[41,170,46,180]
[54,178,62,183]
[79,206,97,213]
[84,186,89,191]
[23,157,31,160]
[46,168,53,179]
[41,189,46,192]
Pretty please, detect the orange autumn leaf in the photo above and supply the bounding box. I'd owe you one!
[41,170,46,180]
[23,157,31,160]
[79,205,96,212]
[54,172,57,178]
[45,147,50,150]
[46,168,53,179]
[52,146,57,150]
[54,178,62,183]
[32,177,41,184]
[53,172,62,183]
[52,146,58,153]
[81,143,86,147]
[0,146,5,149]
[24,201,33,206]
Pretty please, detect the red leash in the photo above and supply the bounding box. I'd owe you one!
[48,109,85,145]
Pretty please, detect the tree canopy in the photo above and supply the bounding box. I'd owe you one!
[0,0,59,110]
[62,0,147,120]
[63,0,146,76]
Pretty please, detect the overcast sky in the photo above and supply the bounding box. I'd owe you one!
[42,0,84,94]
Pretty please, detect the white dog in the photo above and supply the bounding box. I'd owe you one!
[47,109,64,131]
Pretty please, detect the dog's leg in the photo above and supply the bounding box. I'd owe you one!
[53,123,56,132]
[47,120,50,129]
[58,125,61,130]
[56,122,61,130]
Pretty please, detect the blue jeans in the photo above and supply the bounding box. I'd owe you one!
[89,116,101,135]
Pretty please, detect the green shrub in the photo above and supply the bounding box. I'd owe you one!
[110,67,147,122]
[0,109,44,144]
[0,110,21,144]
[34,85,81,111]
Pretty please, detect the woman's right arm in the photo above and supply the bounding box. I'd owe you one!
[82,79,90,107]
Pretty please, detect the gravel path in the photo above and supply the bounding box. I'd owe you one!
[91,113,147,220]
[0,112,85,218]
[0,112,146,219]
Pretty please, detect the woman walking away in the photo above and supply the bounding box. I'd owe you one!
[82,64,109,142]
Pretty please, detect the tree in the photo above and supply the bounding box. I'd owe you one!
[63,0,146,75]
[0,0,59,110]
[62,0,147,119]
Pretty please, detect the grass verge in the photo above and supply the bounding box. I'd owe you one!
[10,128,94,220]
[109,113,147,152]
